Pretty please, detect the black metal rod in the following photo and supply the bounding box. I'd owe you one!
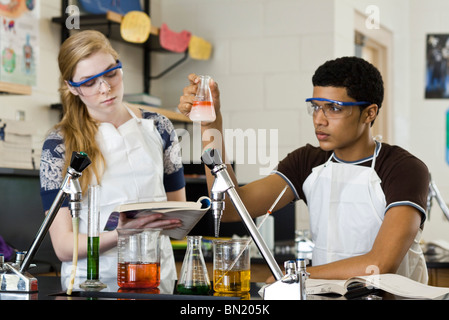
[20,190,68,273]
[149,50,189,80]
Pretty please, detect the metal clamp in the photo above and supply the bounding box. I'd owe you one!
[1,152,91,293]
[263,259,309,300]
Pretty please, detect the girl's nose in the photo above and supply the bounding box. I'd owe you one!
[98,78,111,93]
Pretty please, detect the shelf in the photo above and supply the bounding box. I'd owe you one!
[131,103,191,123]
[50,103,191,124]
[0,81,31,95]
[0,167,38,176]
[51,11,170,52]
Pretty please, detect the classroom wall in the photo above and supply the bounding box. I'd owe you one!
[1,0,448,242]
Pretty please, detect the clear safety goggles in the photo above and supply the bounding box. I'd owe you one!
[68,60,123,97]
[305,98,371,119]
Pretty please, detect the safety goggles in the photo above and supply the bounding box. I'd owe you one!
[68,60,123,97]
[305,98,371,119]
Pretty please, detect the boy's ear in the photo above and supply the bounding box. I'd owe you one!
[364,104,378,124]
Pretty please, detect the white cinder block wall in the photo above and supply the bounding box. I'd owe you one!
[1,0,448,241]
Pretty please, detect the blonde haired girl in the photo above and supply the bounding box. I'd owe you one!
[40,30,185,286]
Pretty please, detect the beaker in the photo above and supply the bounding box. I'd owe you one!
[189,75,216,123]
[80,185,106,290]
[117,228,161,289]
[177,236,211,295]
[213,239,251,293]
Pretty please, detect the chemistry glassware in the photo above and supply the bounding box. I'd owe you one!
[295,229,314,260]
[189,75,216,123]
[213,238,251,293]
[177,236,211,295]
[80,185,106,290]
[117,228,161,289]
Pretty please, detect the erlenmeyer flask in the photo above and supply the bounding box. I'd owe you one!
[177,236,211,295]
[189,75,216,123]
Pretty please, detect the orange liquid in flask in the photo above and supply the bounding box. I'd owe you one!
[190,101,216,122]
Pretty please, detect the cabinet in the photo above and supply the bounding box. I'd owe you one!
[0,82,31,95]
[0,168,59,274]
[428,268,449,287]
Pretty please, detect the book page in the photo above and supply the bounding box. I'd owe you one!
[307,274,449,299]
[348,274,449,299]
[306,279,347,295]
[104,197,210,239]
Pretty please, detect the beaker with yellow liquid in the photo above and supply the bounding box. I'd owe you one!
[213,239,251,293]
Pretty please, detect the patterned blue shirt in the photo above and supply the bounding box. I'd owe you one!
[39,109,185,211]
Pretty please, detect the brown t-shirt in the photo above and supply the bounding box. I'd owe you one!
[275,143,429,224]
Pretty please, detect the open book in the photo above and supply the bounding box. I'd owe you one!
[104,196,211,240]
[306,273,449,299]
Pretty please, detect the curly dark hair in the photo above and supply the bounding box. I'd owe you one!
[312,56,384,110]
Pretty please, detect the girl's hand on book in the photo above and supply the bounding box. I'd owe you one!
[118,212,182,230]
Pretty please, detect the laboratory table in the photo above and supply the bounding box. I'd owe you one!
[1,276,448,301]
[1,276,258,301]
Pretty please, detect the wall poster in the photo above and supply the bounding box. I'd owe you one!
[0,0,39,86]
[426,34,449,99]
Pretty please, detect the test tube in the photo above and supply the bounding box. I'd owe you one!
[80,185,106,290]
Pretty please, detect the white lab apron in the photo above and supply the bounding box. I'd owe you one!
[303,143,428,283]
[61,107,177,286]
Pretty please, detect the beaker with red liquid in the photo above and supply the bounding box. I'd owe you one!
[117,228,161,289]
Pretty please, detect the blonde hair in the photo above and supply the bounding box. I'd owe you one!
[57,30,119,194]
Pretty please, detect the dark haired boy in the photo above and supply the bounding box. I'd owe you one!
[178,56,429,283]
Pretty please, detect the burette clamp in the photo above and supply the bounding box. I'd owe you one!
[263,259,309,300]
[202,148,284,281]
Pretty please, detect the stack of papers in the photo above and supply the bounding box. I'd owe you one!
[0,119,34,169]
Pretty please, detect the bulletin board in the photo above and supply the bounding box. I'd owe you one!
[0,0,39,86]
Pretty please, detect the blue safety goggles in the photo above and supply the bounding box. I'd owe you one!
[68,60,122,87]
[305,98,371,118]
[305,98,371,106]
